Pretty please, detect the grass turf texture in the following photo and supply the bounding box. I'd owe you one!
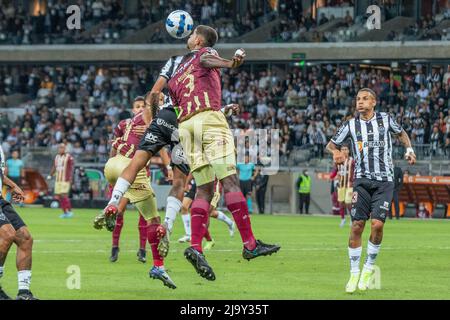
[1,207,449,300]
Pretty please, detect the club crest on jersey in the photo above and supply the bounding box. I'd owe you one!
[357,141,363,152]
[0,212,6,221]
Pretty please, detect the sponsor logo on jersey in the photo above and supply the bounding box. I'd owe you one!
[363,141,386,148]
[144,132,158,144]
[379,201,390,211]
[0,212,6,221]
[156,118,177,132]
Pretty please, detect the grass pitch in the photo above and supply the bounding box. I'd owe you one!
[1,207,449,300]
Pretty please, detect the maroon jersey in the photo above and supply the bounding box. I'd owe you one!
[167,47,222,122]
[337,157,355,188]
[54,153,74,182]
[112,112,147,158]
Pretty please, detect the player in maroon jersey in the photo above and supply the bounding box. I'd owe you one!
[48,144,75,219]
[99,96,176,289]
[166,25,280,280]
[104,97,155,263]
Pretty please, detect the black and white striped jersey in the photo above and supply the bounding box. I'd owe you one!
[331,112,403,182]
[159,55,185,109]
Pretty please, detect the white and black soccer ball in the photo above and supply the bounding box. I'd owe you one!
[165,10,194,39]
[50,200,59,209]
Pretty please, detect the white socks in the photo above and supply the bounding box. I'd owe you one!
[109,177,131,205]
[182,214,191,236]
[164,196,182,233]
[0,266,3,278]
[363,241,381,271]
[18,270,31,291]
[348,246,362,275]
[216,210,234,228]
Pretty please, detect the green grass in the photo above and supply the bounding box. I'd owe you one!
[1,207,450,300]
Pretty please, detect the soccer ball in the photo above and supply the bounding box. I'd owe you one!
[50,200,59,209]
[165,10,194,39]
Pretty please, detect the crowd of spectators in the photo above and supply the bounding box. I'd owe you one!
[1,62,449,164]
[0,0,449,45]
[0,0,275,45]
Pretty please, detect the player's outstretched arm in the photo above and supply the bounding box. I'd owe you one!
[326,141,345,164]
[396,130,416,165]
[143,76,168,124]
[200,48,245,69]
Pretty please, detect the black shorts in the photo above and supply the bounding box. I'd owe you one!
[184,182,197,200]
[240,180,253,196]
[350,178,394,223]
[0,198,26,230]
[138,107,190,176]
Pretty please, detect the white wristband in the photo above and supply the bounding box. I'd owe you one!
[406,147,415,155]
[166,164,172,170]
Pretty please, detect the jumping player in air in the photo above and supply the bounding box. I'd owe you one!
[98,95,176,289]
[166,25,280,280]
[94,96,163,264]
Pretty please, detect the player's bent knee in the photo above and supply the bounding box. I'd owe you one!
[0,229,16,246]
[371,219,384,231]
[351,220,365,233]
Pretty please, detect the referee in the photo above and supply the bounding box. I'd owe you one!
[326,88,416,293]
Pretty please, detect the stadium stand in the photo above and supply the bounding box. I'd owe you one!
[0,0,448,44]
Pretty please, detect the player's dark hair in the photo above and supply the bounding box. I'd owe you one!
[357,88,377,99]
[195,25,218,47]
[133,95,145,102]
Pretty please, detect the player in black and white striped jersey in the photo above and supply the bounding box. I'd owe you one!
[326,88,416,294]
[0,145,37,300]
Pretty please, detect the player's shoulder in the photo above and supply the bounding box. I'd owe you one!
[200,47,219,56]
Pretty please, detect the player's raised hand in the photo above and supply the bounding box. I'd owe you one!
[333,150,345,164]
[231,48,246,68]
[224,104,241,116]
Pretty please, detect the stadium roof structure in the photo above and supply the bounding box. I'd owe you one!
[0,41,449,63]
